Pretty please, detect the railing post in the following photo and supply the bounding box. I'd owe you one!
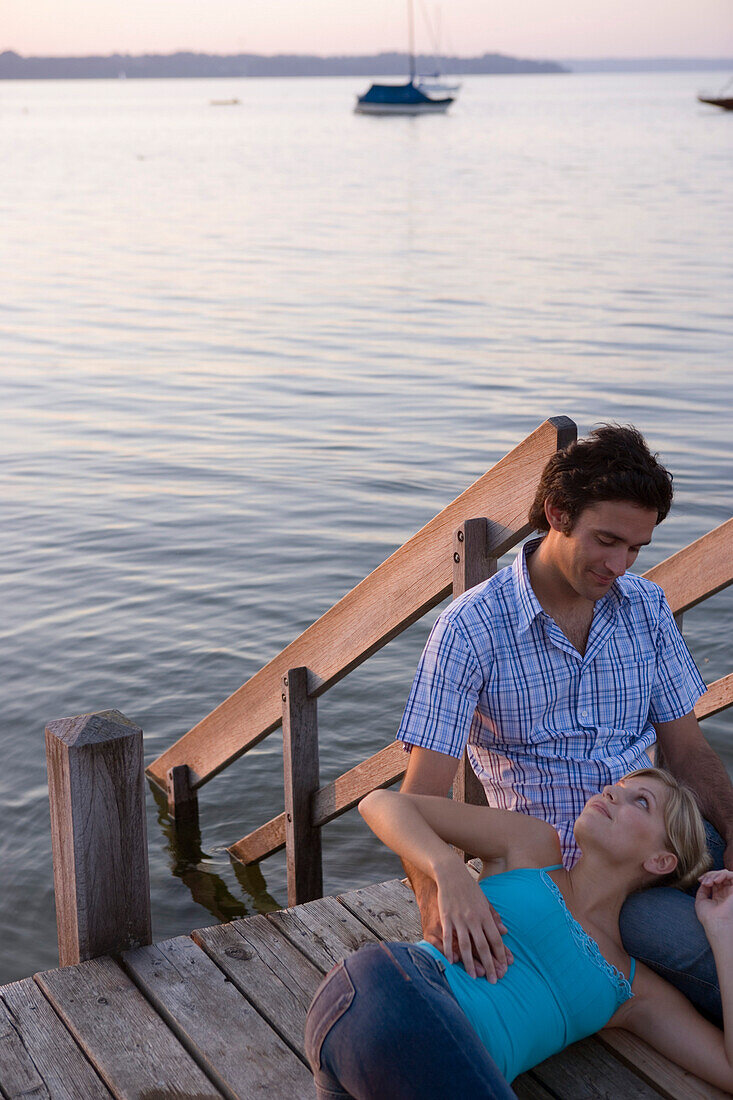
[282,667,323,905]
[166,764,200,830]
[452,519,496,812]
[45,710,152,967]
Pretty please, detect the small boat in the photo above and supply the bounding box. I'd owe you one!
[210,98,241,107]
[698,77,733,110]
[697,95,733,110]
[355,0,455,115]
[416,76,462,95]
[355,80,454,115]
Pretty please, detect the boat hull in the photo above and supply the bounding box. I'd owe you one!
[697,96,733,110]
[354,98,453,115]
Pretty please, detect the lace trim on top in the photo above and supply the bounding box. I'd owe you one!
[539,870,633,1004]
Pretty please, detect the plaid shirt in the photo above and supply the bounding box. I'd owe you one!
[397,538,707,865]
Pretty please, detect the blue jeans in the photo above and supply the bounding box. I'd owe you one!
[619,821,725,1025]
[305,941,516,1099]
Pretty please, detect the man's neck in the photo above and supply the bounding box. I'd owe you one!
[526,536,594,618]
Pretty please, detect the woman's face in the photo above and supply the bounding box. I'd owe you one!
[576,776,674,871]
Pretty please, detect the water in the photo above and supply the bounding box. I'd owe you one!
[1,72,731,985]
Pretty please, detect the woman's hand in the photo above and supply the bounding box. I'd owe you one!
[434,858,512,982]
[695,869,733,939]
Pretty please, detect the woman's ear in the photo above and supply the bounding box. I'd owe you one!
[642,850,678,879]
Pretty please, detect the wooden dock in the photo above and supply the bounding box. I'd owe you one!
[1,875,727,1100]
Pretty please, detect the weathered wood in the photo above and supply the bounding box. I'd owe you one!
[337,877,423,942]
[282,668,323,905]
[45,710,152,967]
[0,977,112,1099]
[643,518,733,615]
[599,1029,731,1100]
[166,763,200,829]
[267,894,380,972]
[531,1035,663,1098]
[695,673,733,722]
[227,813,286,865]
[513,1076,562,1100]
[35,955,221,1099]
[122,936,311,1098]
[147,417,576,790]
[229,742,407,867]
[312,741,406,827]
[191,916,322,1059]
[452,518,494,817]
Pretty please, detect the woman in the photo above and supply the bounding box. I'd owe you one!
[305,768,733,1098]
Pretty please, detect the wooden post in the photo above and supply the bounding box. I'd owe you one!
[282,667,323,906]
[166,764,199,830]
[452,519,496,813]
[45,710,152,967]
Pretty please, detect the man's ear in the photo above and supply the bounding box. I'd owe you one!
[544,498,570,534]
[642,850,678,879]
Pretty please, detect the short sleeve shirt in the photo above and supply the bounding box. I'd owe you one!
[397,538,707,865]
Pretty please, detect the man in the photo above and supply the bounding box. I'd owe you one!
[398,425,733,1022]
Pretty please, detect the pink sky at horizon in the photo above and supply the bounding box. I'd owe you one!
[4,0,732,59]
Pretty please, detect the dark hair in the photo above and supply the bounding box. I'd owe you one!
[528,424,673,533]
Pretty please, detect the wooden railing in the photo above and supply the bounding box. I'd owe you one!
[43,417,732,964]
[143,416,732,910]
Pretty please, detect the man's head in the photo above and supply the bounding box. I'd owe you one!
[529,424,673,535]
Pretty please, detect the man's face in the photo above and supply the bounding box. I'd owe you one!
[548,499,658,602]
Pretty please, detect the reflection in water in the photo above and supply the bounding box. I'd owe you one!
[149,781,280,923]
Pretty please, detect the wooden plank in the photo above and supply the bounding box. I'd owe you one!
[643,518,733,615]
[229,739,407,867]
[531,1035,663,1098]
[148,416,576,790]
[45,711,151,967]
[513,1075,562,1100]
[122,936,312,1098]
[282,668,323,905]
[337,878,423,942]
[599,1029,731,1100]
[695,673,733,722]
[227,813,286,865]
[191,916,322,1059]
[0,978,112,1099]
[267,895,380,973]
[35,956,221,1100]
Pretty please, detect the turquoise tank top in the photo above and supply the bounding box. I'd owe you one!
[417,866,635,1083]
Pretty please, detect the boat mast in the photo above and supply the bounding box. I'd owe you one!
[407,0,416,82]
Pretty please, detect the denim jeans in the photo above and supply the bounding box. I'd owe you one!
[305,941,516,1099]
[619,821,725,1025]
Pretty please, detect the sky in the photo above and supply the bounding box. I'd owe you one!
[4,0,733,59]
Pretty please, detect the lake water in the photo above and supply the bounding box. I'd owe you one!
[1,71,731,985]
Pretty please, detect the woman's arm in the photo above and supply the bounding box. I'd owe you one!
[609,870,733,1093]
[358,789,559,980]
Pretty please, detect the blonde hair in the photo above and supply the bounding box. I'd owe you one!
[623,767,712,890]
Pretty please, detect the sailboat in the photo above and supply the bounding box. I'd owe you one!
[354,0,455,115]
[698,75,733,110]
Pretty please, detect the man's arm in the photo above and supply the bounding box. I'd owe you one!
[400,746,511,978]
[655,711,733,868]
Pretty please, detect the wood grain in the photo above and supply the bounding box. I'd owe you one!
[45,711,151,967]
[191,916,322,1059]
[0,977,112,1099]
[267,894,380,973]
[148,416,576,790]
[531,1035,663,1098]
[337,878,423,942]
[122,936,311,1098]
[35,955,221,1099]
[599,1029,731,1100]
[643,518,733,615]
[695,673,733,722]
[282,668,323,905]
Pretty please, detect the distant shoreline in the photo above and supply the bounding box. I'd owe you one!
[1,50,730,81]
[0,50,564,80]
